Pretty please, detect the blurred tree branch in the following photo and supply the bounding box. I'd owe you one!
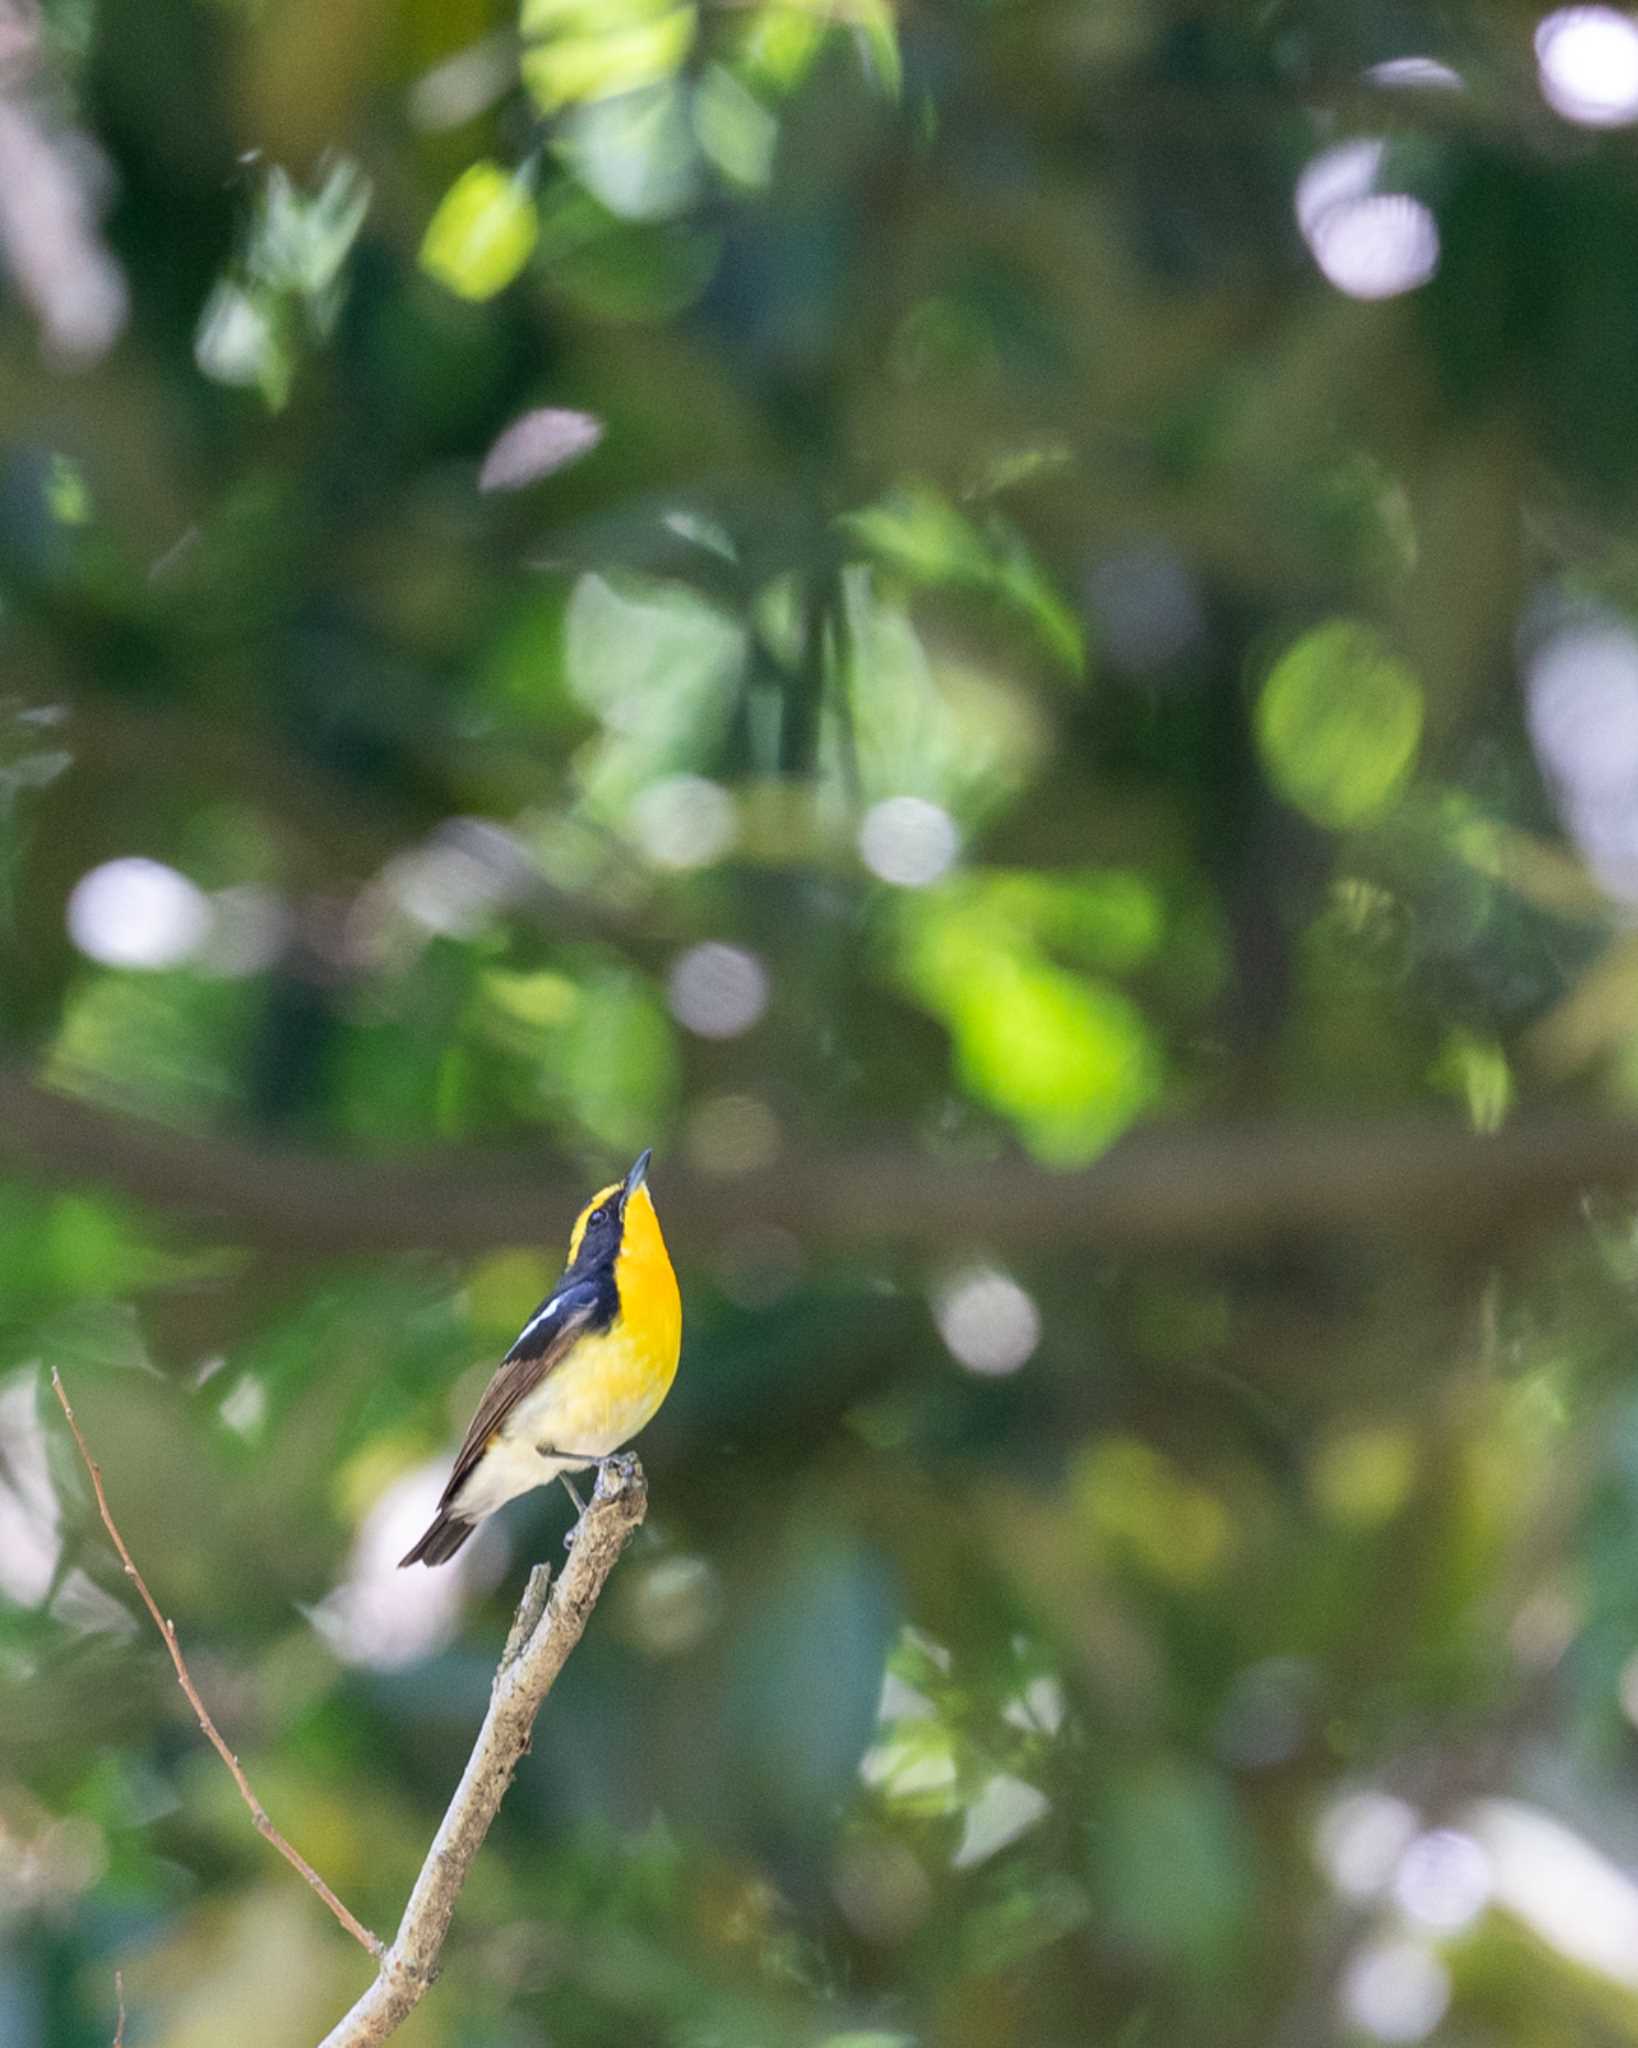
[4,1074,1638,1256]
[49,1369,382,1956]
[318,1458,648,2048]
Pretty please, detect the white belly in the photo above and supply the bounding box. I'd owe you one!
[450,1326,672,1521]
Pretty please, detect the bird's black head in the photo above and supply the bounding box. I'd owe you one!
[565,1149,652,1274]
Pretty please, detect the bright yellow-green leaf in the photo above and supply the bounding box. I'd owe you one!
[733,4,825,92]
[1430,1027,1512,1133]
[482,969,580,1031]
[521,0,696,112]
[898,875,1162,1161]
[1256,620,1423,829]
[843,486,994,586]
[420,161,538,301]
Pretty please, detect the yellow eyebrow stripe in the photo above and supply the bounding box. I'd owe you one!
[566,1181,623,1264]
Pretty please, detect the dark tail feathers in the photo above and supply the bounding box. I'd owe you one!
[399,1510,476,1568]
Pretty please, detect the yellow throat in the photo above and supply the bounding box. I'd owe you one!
[610,1181,682,1381]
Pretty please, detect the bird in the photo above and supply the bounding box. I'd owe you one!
[399,1148,681,1567]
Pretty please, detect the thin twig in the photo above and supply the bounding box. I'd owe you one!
[49,1369,382,1957]
[318,1454,648,2048]
[112,1969,125,2048]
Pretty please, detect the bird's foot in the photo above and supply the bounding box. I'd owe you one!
[558,1469,588,1546]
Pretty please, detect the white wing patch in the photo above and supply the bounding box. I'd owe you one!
[513,1293,562,1351]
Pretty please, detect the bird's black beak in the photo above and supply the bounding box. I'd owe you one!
[622,1148,652,1204]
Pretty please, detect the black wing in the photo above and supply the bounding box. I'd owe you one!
[434,1275,610,1511]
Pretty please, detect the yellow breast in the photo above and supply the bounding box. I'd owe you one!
[502,1180,681,1458]
[614,1182,683,1384]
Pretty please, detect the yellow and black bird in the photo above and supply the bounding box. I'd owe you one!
[400,1148,681,1567]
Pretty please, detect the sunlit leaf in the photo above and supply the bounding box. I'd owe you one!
[859,1716,963,1814]
[521,0,697,113]
[952,1772,1050,1868]
[732,2,826,93]
[194,160,369,407]
[195,282,289,405]
[842,487,1085,672]
[834,567,1048,818]
[249,161,371,307]
[948,959,1157,1164]
[694,64,780,190]
[420,160,539,301]
[897,877,1162,1162]
[558,82,700,222]
[1256,620,1423,828]
[567,570,746,812]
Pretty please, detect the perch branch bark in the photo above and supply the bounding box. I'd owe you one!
[317,1453,647,2047]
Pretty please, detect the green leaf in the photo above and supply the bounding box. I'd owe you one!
[521,0,697,113]
[567,571,746,811]
[553,963,680,1153]
[1096,1759,1254,1980]
[558,82,700,222]
[420,161,539,301]
[848,0,902,97]
[842,486,1085,673]
[731,3,826,93]
[899,880,1162,1163]
[1256,620,1423,829]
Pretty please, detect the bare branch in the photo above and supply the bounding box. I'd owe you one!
[49,1370,382,1957]
[318,1456,648,2048]
[5,1075,1638,1258]
[112,1969,125,2048]
[497,1560,552,1675]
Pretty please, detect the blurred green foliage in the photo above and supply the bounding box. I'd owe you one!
[11,1,1638,2046]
